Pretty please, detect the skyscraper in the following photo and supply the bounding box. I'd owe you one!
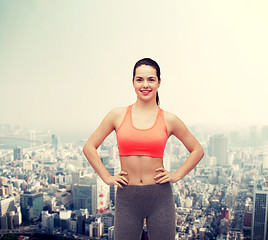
[209,134,228,166]
[13,147,22,160]
[252,190,268,240]
[0,196,16,217]
[73,184,97,215]
[51,134,58,152]
[20,191,44,221]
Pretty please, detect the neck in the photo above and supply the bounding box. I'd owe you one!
[134,98,158,111]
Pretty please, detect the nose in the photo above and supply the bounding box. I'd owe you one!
[143,80,149,88]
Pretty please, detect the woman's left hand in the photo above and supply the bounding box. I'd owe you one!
[154,167,180,184]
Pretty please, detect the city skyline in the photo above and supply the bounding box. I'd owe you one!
[1,1,268,137]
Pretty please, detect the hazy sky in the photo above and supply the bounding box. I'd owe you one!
[1,0,267,137]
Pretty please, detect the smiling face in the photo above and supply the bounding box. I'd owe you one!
[133,64,161,103]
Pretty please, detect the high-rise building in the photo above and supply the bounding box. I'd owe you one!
[51,134,58,152]
[252,190,268,239]
[101,213,114,233]
[13,147,22,160]
[20,191,44,221]
[209,135,228,166]
[0,197,16,217]
[89,217,104,238]
[73,184,97,215]
[71,171,81,185]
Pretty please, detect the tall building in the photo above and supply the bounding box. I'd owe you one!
[71,171,81,185]
[73,184,97,215]
[252,190,268,240]
[80,175,110,212]
[20,191,44,221]
[51,134,58,152]
[89,218,104,238]
[0,197,16,217]
[13,147,22,160]
[209,135,228,166]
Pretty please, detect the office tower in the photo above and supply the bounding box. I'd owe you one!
[89,217,104,238]
[20,191,44,221]
[71,171,81,185]
[252,190,268,239]
[13,147,22,160]
[101,213,114,233]
[80,175,110,212]
[0,197,16,217]
[51,134,58,152]
[73,184,97,215]
[209,134,228,166]
[106,164,120,206]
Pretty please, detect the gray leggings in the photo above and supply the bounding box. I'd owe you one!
[114,182,176,240]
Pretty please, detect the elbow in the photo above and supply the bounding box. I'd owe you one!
[199,146,204,161]
[83,142,93,157]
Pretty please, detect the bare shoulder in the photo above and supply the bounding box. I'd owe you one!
[110,106,128,115]
[163,110,184,126]
[163,110,187,136]
[109,106,128,130]
[109,106,128,119]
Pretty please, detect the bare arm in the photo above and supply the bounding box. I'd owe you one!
[155,112,204,183]
[83,108,128,188]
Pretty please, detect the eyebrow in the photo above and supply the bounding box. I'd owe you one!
[135,76,157,79]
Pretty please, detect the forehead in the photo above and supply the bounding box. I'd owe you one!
[135,65,157,77]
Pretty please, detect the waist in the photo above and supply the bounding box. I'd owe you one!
[119,155,164,185]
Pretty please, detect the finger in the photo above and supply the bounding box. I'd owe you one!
[155,167,165,172]
[115,181,123,188]
[118,178,128,185]
[120,171,128,176]
[156,175,170,184]
[118,176,128,184]
[154,172,166,179]
[120,176,129,183]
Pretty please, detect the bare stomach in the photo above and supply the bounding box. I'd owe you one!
[119,156,164,185]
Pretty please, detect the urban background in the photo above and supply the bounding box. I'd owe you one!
[0,123,267,239]
[1,0,267,239]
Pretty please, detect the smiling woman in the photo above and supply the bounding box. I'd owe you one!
[83,58,204,240]
[132,58,161,106]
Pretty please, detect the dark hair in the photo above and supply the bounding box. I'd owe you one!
[133,58,161,105]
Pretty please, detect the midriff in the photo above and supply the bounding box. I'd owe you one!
[120,156,164,185]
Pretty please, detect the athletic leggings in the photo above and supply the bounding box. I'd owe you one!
[114,182,176,240]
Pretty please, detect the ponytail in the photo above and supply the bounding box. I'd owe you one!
[156,91,160,106]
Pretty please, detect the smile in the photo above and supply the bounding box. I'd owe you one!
[140,90,152,95]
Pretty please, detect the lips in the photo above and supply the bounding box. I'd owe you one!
[140,90,152,95]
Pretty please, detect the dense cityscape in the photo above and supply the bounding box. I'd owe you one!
[0,123,268,240]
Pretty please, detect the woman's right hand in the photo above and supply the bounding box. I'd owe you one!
[105,171,129,188]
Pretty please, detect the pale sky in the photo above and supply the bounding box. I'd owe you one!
[0,0,267,137]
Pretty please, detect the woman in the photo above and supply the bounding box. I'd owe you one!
[83,58,204,240]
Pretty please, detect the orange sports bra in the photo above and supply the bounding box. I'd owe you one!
[116,104,169,158]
